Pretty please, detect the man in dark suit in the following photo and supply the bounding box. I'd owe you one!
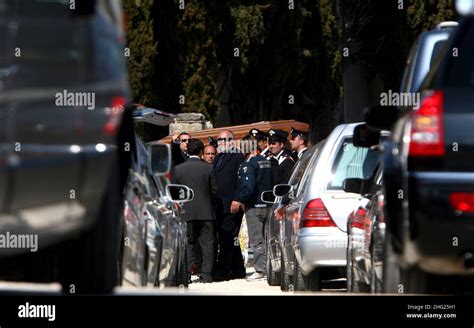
[213,130,246,280]
[172,139,215,283]
[171,132,191,166]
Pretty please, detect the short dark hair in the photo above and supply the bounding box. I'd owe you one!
[178,132,190,138]
[300,134,309,145]
[187,138,204,156]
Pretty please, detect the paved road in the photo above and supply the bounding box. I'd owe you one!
[0,273,348,296]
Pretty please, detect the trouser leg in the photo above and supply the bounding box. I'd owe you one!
[246,207,268,273]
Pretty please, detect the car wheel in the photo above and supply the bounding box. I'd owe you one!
[292,260,306,291]
[59,160,123,294]
[303,269,321,292]
[179,246,189,288]
[280,256,292,291]
[370,242,383,293]
[266,254,280,286]
[350,263,370,293]
[265,226,280,286]
[382,232,401,293]
[173,244,188,288]
[399,266,428,294]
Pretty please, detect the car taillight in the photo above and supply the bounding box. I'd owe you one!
[300,198,336,228]
[349,207,367,230]
[449,193,474,213]
[103,96,126,136]
[409,91,445,157]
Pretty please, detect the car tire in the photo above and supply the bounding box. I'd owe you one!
[292,260,306,291]
[303,269,321,292]
[370,240,383,293]
[280,256,292,291]
[399,266,428,294]
[265,226,280,286]
[382,232,400,293]
[179,246,189,288]
[350,261,370,293]
[266,254,280,286]
[59,159,123,294]
[173,245,188,288]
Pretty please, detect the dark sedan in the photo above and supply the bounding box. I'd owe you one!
[0,1,132,293]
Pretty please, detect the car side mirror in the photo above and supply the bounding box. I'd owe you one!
[343,178,368,195]
[166,184,194,203]
[364,105,398,131]
[148,143,171,176]
[353,124,381,148]
[261,190,276,204]
[273,184,293,198]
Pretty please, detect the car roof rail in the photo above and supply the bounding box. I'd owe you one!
[436,21,459,29]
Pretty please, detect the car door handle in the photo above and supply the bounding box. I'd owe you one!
[331,195,357,199]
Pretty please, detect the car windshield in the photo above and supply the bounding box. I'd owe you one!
[327,137,380,191]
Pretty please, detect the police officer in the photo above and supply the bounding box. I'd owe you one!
[235,135,273,281]
[249,128,271,158]
[268,129,295,185]
[289,127,310,162]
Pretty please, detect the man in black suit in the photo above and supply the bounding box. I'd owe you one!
[172,139,216,283]
[213,130,246,280]
[171,132,191,166]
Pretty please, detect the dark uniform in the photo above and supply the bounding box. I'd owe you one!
[237,153,273,275]
[290,127,310,162]
[237,154,273,208]
[268,129,295,185]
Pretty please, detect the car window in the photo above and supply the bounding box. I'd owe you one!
[429,40,447,68]
[400,37,420,93]
[327,137,380,191]
[288,146,316,186]
[136,138,149,172]
[445,19,474,89]
[296,141,325,196]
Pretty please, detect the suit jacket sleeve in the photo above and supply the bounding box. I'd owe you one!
[171,165,180,184]
[209,170,217,197]
[171,141,185,166]
[233,154,245,202]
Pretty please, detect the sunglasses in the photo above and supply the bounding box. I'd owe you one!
[205,152,216,156]
[217,137,234,142]
[268,141,278,145]
[180,139,190,143]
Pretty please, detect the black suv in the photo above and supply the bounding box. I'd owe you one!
[380,15,474,294]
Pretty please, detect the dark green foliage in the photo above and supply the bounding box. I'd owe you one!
[123,0,457,143]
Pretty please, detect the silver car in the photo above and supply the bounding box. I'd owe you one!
[265,145,320,287]
[277,123,381,291]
